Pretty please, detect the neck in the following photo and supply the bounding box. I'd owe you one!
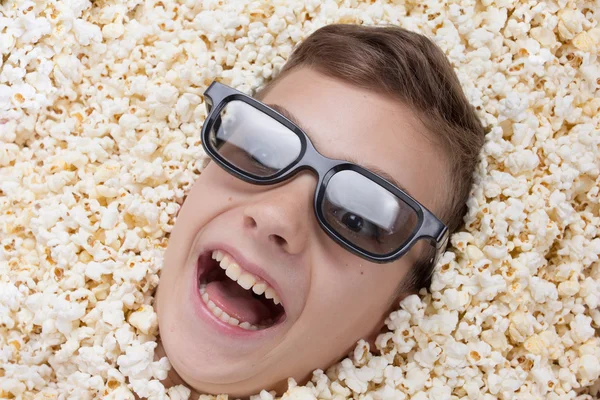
[154,338,202,398]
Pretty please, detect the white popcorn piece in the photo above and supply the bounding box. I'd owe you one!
[505,149,540,174]
[577,354,600,383]
[420,310,459,336]
[440,288,470,311]
[466,244,484,261]
[105,386,136,399]
[528,276,559,304]
[130,378,167,400]
[128,305,158,335]
[488,368,523,397]
[352,339,370,367]
[100,202,120,230]
[151,356,171,382]
[117,341,158,380]
[481,329,509,352]
[99,300,126,329]
[414,342,442,369]
[280,386,317,400]
[532,364,557,394]
[557,280,580,297]
[508,310,534,343]
[85,260,117,282]
[557,9,585,41]
[530,27,558,48]
[167,385,192,400]
[102,22,125,40]
[73,19,103,46]
[570,314,595,344]
[402,365,429,394]
[119,114,141,130]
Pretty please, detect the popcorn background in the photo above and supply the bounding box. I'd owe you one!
[0,0,599,398]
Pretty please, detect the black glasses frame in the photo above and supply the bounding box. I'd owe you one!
[201,81,449,264]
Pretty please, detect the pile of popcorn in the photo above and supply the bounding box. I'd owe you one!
[1,0,599,398]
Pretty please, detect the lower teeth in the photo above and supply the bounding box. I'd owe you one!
[198,283,273,330]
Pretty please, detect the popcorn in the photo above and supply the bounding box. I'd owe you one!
[16,16,52,44]
[420,310,459,336]
[102,22,125,40]
[85,260,117,282]
[505,148,540,174]
[481,329,510,352]
[167,385,192,400]
[557,280,580,297]
[530,26,558,48]
[403,365,429,394]
[128,305,158,335]
[117,341,160,380]
[577,354,600,384]
[570,314,595,344]
[280,386,317,400]
[99,300,126,329]
[528,276,559,304]
[557,9,585,41]
[73,19,103,46]
[118,114,140,130]
[414,342,442,369]
[1,0,599,398]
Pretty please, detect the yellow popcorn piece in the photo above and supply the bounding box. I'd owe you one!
[128,305,159,335]
[557,9,585,41]
[572,31,597,52]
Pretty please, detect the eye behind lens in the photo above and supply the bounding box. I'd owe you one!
[321,170,421,256]
[210,100,303,178]
[341,212,363,232]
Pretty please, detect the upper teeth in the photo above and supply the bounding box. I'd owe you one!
[212,250,281,306]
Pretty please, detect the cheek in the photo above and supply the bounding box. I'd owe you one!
[356,265,408,307]
[164,168,233,267]
[176,165,234,224]
[302,258,406,357]
[314,251,407,319]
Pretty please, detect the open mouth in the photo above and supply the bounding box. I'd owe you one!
[197,249,286,331]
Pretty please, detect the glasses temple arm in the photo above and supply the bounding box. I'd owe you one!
[418,213,450,264]
[436,227,449,251]
[204,94,213,114]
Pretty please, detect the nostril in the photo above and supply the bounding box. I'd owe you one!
[244,215,257,229]
[269,234,287,247]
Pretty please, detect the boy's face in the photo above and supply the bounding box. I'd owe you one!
[155,68,447,397]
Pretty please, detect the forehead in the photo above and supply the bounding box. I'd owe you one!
[259,67,447,213]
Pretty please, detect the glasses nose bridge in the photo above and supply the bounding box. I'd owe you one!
[296,141,340,184]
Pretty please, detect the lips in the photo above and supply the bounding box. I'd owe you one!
[195,246,286,332]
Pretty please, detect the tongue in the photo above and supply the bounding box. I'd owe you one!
[205,279,272,325]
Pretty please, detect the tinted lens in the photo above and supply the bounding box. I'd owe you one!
[321,170,419,256]
[209,100,302,178]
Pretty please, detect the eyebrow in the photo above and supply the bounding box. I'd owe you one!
[267,103,413,197]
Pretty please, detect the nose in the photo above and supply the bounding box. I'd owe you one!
[242,172,314,255]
